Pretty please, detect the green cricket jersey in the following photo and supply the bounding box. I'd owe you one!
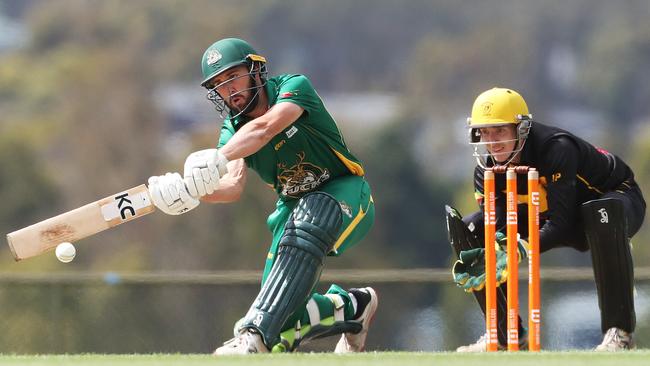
[217,74,364,200]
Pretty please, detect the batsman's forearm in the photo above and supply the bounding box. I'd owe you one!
[201,159,247,203]
[201,177,244,203]
[220,122,274,161]
[219,102,303,161]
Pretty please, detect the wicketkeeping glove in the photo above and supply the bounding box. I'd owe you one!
[495,231,529,262]
[451,232,529,293]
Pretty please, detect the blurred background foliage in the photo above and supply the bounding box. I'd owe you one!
[0,0,649,353]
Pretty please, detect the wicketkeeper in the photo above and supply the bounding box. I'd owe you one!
[447,87,645,351]
[146,38,377,354]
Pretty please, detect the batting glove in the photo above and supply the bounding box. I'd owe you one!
[183,149,229,197]
[148,172,199,215]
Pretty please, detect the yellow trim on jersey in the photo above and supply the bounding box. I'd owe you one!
[332,149,365,176]
[576,174,604,195]
[332,196,372,250]
[517,194,529,204]
[495,187,548,213]
[517,192,548,213]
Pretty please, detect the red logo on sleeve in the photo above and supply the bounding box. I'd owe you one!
[596,147,610,155]
[280,91,297,98]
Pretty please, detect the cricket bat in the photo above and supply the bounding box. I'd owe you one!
[6,184,155,261]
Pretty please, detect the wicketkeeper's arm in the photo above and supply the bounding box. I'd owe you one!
[537,137,580,251]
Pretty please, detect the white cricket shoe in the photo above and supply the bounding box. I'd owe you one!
[456,332,528,352]
[456,333,489,352]
[595,327,635,351]
[213,329,269,355]
[334,287,379,353]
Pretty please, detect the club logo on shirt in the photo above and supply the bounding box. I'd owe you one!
[278,152,330,198]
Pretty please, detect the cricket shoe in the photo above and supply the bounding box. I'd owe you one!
[456,333,489,352]
[334,287,379,353]
[595,327,635,351]
[213,328,269,355]
[456,331,528,352]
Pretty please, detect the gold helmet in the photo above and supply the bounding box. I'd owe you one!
[467,88,533,167]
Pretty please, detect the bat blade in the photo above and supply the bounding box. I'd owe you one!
[7,184,155,261]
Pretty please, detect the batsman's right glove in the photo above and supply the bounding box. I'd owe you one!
[148,172,199,216]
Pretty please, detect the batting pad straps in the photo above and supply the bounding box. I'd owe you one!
[323,294,346,322]
[241,192,343,347]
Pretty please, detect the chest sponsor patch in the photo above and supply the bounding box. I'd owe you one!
[286,126,298,138]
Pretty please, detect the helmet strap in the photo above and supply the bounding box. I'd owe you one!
[238,62,266,117]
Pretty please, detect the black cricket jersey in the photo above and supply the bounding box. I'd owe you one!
[473,121,640,252]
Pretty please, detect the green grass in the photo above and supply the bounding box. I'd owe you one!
[1,352,650,366]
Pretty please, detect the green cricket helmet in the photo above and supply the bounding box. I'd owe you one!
[201,38,266,87]
[200,38,268,118]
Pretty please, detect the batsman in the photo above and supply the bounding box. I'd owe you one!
[146,38,377,354]
[447,87,646,351]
